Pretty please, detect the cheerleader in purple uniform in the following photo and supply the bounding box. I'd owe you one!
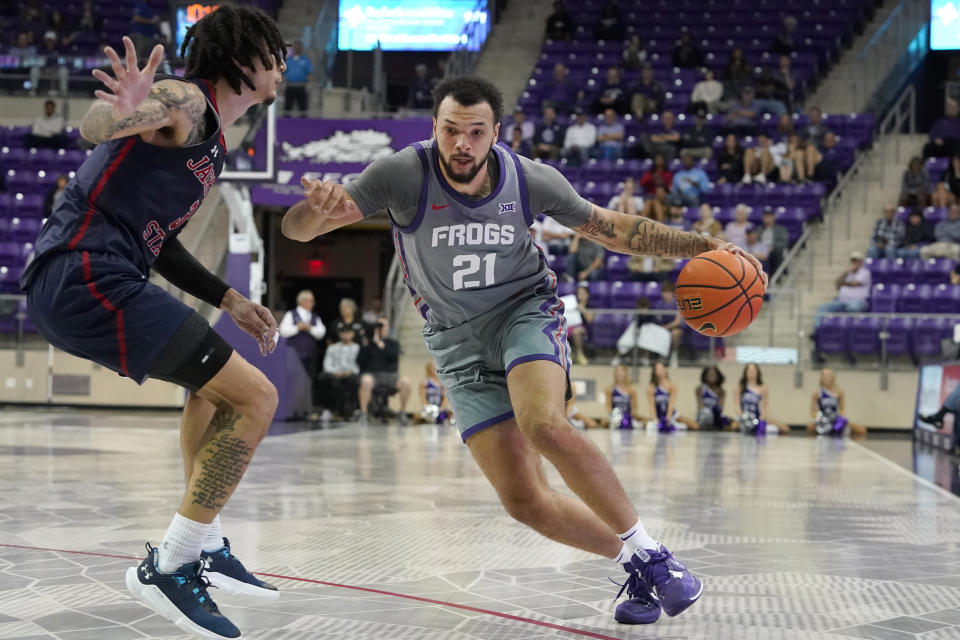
[806,369,866,437]
[605,365,641,429]
[647,362,697,432]
[696,366,733,430]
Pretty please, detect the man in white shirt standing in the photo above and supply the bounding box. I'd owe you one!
[279,289,327,387]
[814,251,871,327]
[562,108,597,166]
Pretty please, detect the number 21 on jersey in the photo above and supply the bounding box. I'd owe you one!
[453,253,496,290]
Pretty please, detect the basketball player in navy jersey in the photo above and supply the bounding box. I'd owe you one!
[283,77,767,625]
[19,7,286,638]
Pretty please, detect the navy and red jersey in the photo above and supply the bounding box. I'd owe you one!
[20,75,226,287]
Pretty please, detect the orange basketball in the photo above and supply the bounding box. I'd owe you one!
[675,250,765,337]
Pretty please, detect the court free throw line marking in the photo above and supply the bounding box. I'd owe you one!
[0,543,625,640]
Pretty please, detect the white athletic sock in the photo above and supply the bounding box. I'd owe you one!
[614,543,633,565]
[618,519,659,557]
[157,513,210,573]
[201,515,224,553]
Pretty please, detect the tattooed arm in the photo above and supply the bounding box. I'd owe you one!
[80,79,208,144]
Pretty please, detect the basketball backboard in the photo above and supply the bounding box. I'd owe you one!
[219,101,276,183]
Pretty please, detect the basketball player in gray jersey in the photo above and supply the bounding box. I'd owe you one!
[284,77,766,625]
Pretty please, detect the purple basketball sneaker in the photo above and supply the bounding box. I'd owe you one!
[631,545,703,617]
[613,563,661,624]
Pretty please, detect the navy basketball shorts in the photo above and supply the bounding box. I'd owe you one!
[25,250,202,385]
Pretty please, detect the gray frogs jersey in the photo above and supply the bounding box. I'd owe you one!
[345,139,592,328]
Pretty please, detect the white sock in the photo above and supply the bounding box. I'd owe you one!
[614,542,633,565]
[201,515,224,553]
[618,519,659,557]
[157,513,210,573]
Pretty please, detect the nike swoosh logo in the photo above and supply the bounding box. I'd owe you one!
[432,204,450,210]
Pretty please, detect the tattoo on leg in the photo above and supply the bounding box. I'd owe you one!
[190,405,250,510]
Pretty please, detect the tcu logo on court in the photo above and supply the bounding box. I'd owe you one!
[498,201,516,214]
[677,297,703,311]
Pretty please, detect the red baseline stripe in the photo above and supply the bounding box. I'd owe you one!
[67,138,137,250]
[80,251,129,377]
[0,543,624,640]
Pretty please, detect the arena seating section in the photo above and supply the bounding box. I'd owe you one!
[511,0,879,358]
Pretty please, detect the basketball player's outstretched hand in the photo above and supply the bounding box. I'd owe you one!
[300,178,354,219]
[227,298,279,356]
[91,36,165,121]
[709,240,768,290]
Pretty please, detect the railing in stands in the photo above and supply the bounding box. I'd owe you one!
[850,0,928,114]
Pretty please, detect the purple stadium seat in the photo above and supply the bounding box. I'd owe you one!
[816,316,849,356]
[848,315,880,358]
[606,254,629,281]
[898,283,930,313]
[869,283,899,313]
[0,242,17,261]
[588,281,611,307]
[547,254,566,276]
[557,281,576,298]
[922,258,955,284]
[610,281,643,309]
[887,259,912,285]
[883,317,912,358]
[12,194,44,218]
[590,313,620,349]
[911,317,951,363]
[644,281,663,302]
[865,258,891,284]
[0,265,19,293]
[684,325,723,353]
[931,284,960,313]
[10,218,42,243]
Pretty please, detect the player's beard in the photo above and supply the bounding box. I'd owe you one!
[439,145,490,184]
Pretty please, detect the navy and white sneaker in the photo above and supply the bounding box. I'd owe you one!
[202,537,279,603]
[631,545,703,617]
[613,563,661,624]
[125,543,239,639]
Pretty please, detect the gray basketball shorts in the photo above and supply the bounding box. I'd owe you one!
[422,282,572,442]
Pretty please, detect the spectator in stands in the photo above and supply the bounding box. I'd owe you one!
[566,235,605,282]
[921,203,960,260]
[767,55,796,111]
[531,213,574,257]
[7,31,36,57]
[592,66,629,115]
[541,62,575,114]
[616,298,653,363]
[716,133,745,184]
[568,283,594,365]
[724,48,753,96]
[726,86,760,134]
[317,322,361,418]
[48,11,73,46]
[652,282,684,354]
[361,296,383,326]
[18,1,44,41]
[693,203,724,239]
[813,132,840,182]
[924,98,960,158]
[532,105,565,159]
[644,110,681,162]
[622,35,647,71]
[24,100,66,148]
[641,184,669,222]
[665,197,687,230]
[545,0,574,41]
[742,132,777,184]
[31,31,68,96]
[283,40,313,116]
[787,134,822,183]
[745,228,769,263]
[131,0,164,58]
[933,154,960,207]
[509,127,532,158]
[803,106,828,148]
[357,315,410,424]
[594,1,624,41]
[595,108,625,160]
[867,204,905,259]
[690,69,723,115]
[771,15,798,55]
[725,204,751,248]
[899,208,934,258]
[815,251,871,325]
[607,177,644,215]
[43,173,69,216]
[672,32,703,69]
[672,152,711,207]
[334,297,365,345]
[899,156,931,208]
[953,264,960,285]
[680,110,714,160]
[77,0,101,35]
[561,108,597,166]
[503,107,534,142]
[773,112,794,139]
[760,208,789,275]
[630,64,665,119]
[279,289,326,393]
[639,153,673,194]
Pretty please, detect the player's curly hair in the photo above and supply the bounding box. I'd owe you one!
[180,4,286,95]
[432,76,504,125]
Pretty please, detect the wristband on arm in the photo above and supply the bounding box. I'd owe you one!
[152,237,231,308]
